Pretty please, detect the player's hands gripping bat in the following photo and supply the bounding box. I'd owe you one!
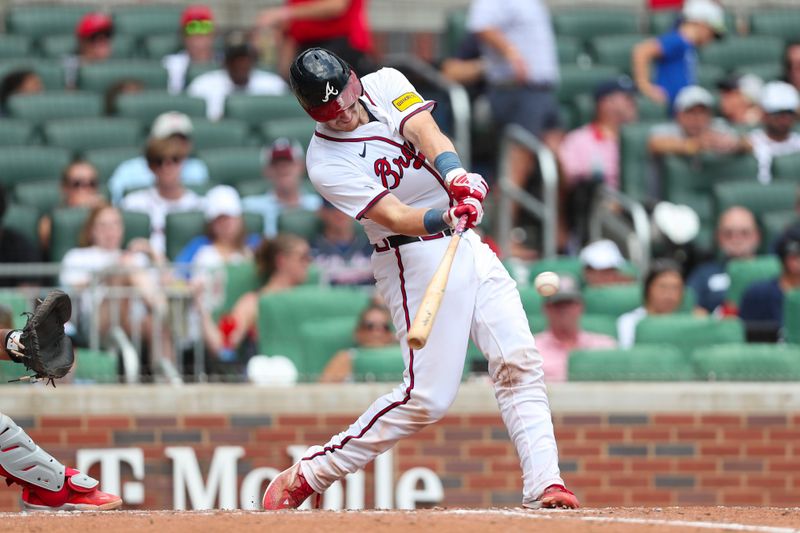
[445,171,488,203]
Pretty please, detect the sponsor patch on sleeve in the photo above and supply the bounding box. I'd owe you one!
[392,92,423,112]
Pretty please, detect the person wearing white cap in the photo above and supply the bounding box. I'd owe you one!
[649,85,747,158]
[749,81,800,184]
[108,111,210,204]
[633,0,725,111]
[192,185,253,273]
[578,239,636,286]
[717,73,764,128]
[242,138,322,237]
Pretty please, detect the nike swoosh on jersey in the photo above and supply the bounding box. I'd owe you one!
[359,143,367,158]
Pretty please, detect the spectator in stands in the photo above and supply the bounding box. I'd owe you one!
[187,30,287,121]
[59,204,169,366]
[119,137,205,257]
[617,259,686,348]
[109,112,209,205]
[319,304,396,383]
[312,199,373,286]
[0,186,40,287]
[441,33,485,90]
[579,239,635,286]
[256,0,375,77]
[739,222,800,332]
[0,304,11,329]
[64,12,114,89]
[535,275,616,383]
[468,0,562,204]
[164,5,220,94]
[633,0,725,111]
[717,74,763,128]
[243,138,322,237]
[687,206,761,314]
[38,160,105,253]
[196,234,311,362]
[103,79,144,115]
[749,81,800,185]
[0,70,43,115]
[648,86,749,158]
[783,41,800,93]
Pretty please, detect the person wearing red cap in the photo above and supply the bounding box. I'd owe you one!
[164,5,221,94]
[64,12,114,88]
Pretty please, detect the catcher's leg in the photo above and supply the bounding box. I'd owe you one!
[0,412,122,511]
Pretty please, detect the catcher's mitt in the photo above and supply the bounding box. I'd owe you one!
[5,290,74,385]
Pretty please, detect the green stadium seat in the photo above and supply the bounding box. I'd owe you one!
[1,203,39,249]
[785,290,800,344]
[111,5,184,39]
[0,290,31,329]
[299,316,359,380]
[78,61,168,92]
[663,154,759,202]
[527,256,584,285]
[39,34,136,59]
[444,9,468,57]
[191,119,251,150]
[165,211,204,261]
[13,181,61,214]
[552,9,640,42]
[583,284,641,316]
[692,343,800,381]
[749,10,800,40]
[772,153,800,181]
[83,146,141,183]
[556,36,582,65]
[635,315,745,355]
[0,35,33,59]
[143,33,181,59]
[0,60,65,90]
[762,210,798,250]
[713,181,797,221]
[236,179,269,198]
[736,63,782,83]
[185,62,219,86]
[121,210,151,246]
[700,36,784,72]
[215,260,261,318]
[260,118,317,151]
[580,314,618,338]
[557,65,621,103]
[0,119,35,146]
[696,64,726,91]
[115,91,206,123]
[50,207,90,262]
[620,121,657,201]
[277,209,322,241]
[589,34,644,72]
[43,118,143,154]
[6,5,93,38]
[74,348,118,384]
[8,92,102,123]
[224,94,307,128]
[243,212,264,236]
[258,286,371,366]
[0,146,71,188]
[201,147,262,186]
[353,345,405,382]
[725,256,782,307]
[568,344,694,381]
[0,360,32,382]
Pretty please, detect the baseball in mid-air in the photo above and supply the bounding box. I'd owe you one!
[534,271,560,297]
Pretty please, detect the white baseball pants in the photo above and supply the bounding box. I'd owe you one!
[300,230,563,504]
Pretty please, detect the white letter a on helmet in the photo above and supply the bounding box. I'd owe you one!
[322,82,339,103]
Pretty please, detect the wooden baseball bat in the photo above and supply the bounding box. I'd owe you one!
[407,216,468,350]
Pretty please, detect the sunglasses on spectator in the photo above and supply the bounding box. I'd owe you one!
[360,321,391,332]
[720,228,755,238]
[185,19,214,36]
[66,178,98,189]
[152,156,185,167]
[87,30,113,42]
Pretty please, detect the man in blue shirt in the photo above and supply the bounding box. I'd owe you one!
[633,0,725,112]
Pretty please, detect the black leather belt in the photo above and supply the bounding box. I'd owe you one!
[373,229,453,252]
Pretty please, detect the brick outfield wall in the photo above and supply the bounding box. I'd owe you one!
[1,412,799,511]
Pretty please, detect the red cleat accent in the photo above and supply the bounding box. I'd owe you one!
[262,462,319,510]
[16,467,122,511]
[524,484,580,509]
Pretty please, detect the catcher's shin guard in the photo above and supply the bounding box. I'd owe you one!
[0,413,65,491]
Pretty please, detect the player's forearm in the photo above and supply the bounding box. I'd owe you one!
[366,193,439,236]
[402,111,457,164]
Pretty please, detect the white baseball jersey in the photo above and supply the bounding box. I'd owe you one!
[296,67,565,507]
[306,67,452,244]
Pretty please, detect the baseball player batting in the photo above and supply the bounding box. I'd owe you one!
[262,48,579,510]
[0,291,121,510]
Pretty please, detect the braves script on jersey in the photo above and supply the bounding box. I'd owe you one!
[297,67,567,508]
[307,68,451,244]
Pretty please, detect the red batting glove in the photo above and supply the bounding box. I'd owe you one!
[445,170,488,203]
[444,197,483,230]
